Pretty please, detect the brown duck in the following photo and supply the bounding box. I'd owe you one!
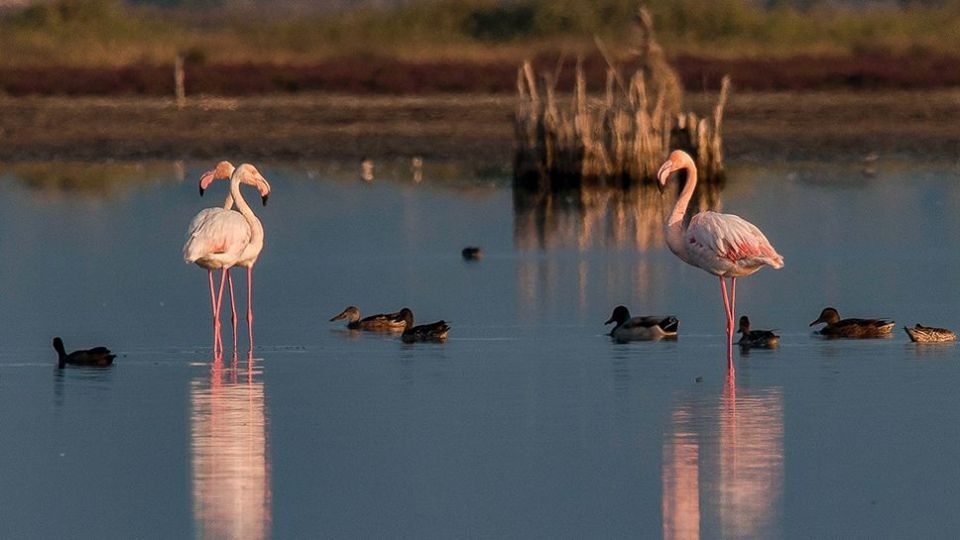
[904,324,957,343]
[809,307,894,338]
[329,306,407,331]
[53,337,115,369]
[737,316,779,348]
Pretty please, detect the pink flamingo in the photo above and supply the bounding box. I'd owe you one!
[198,161,270,352]
[184,163,270,355]
[657,150,783,368]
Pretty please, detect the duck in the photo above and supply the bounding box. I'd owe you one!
[904,324,957,343]
[53,337,115,369]
[329,306,407,331]
[809,307,894,338]
[462,247,482,261]
[737,316,779,348]
[604,305,678,342]
[398,308,450,343]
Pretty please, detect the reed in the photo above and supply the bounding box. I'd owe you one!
[513,6,728,189]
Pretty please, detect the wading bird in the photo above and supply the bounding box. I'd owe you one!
[184,163,270,355]
[657,150,783,368]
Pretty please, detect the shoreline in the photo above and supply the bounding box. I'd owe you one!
[2,90,959,163]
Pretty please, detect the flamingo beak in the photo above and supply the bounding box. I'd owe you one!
[198,169,216,196]
[261,193,269,206]
[656,161,673,193]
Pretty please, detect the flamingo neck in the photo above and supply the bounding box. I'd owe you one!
[665,161,698,261]
[229,174,258,228]
[222,193,235,210]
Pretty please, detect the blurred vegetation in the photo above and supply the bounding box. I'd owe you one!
[3,0,960,67]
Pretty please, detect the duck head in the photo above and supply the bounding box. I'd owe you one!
[604,305,631,327]
[737,316,750,334]
[329,306,361,323]
[397,308,414,327]
[52,336,66,368]
[810,307,841,326]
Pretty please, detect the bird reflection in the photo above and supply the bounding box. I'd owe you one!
[513,180,721,252]
[513,181,721,319]
[191,353,271,539]
[662,375,783,539]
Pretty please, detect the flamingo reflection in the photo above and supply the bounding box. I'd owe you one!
[662,375,783,539]
[191,353,272,539]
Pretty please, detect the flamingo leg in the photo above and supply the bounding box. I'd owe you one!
[208,270,221,357]
[227,270,238,353]
[247,266,254,352]
[719,276,735,373]
[214,267,228,357]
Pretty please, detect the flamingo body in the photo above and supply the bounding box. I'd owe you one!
[683,211,784,277]
[183,207,251,269]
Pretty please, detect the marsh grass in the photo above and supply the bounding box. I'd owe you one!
[513,7,728,188]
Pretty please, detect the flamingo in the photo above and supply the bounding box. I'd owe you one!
[198,161,271,351]
[184,163,270,355]
[656,150,783,368]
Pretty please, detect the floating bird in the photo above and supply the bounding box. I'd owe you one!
[329,306,407,331]
[462,247,482,261]
[737,316,779,348]
[904,324,957,343]
[809,307,894,338]
[53,337,115,369]
[657,150,783,367]
[183,162,270,355]
[398,308,450,343]
[604,305,678,342]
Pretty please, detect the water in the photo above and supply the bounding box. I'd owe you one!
[2,158,960,538]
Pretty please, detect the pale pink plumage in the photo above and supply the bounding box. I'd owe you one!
[183,162,270,356]
[657,150,783,370]
[684,211,783,277]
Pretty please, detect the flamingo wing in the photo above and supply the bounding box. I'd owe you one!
[183,208,252,264]
[688,211,783,270]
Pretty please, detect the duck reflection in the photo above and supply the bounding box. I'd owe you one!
[191,354,271,539]
[662,376,783,539]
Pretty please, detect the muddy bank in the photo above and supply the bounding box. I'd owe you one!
[4,53,960,96]
[1,91,959,164]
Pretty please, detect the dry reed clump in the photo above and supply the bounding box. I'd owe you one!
[513,6,729,189]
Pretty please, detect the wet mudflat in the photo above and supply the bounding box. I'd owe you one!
[1,157,960,538]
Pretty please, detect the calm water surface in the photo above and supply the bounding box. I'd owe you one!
[2,158,960,538]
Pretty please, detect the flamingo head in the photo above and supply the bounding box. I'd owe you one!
[737,315,750,334]
[234,164,272,206]
[656,150,695,191]
[198,160,236,196]
[810,307,840,327]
